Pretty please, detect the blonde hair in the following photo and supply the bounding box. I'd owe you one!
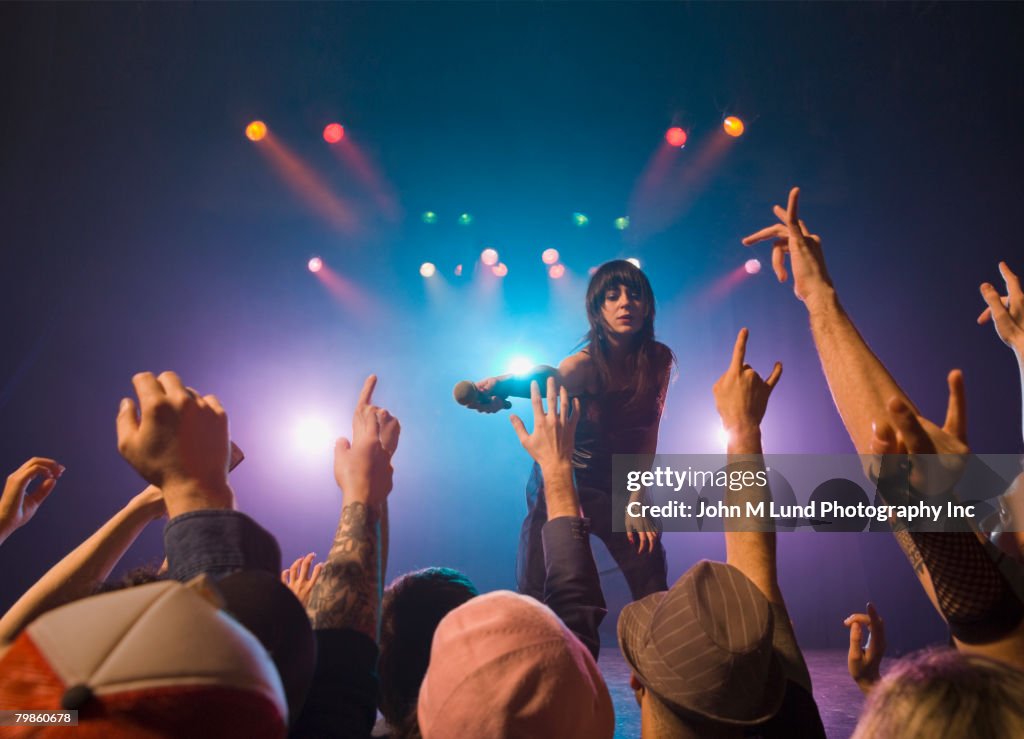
[853,648,1024,739]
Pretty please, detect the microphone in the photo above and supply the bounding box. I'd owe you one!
[453,380,481,406]
[453,380,511,410]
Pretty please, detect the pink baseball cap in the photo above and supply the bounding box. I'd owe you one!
[417,590,614,739]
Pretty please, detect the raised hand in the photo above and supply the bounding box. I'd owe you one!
[844,602,886,694]
[625,509,661,555]
[115,371,233,515]
[870,370,968,497]
[282,553,324,608]
[742,187,833,303]
[509,378,580,473]
[978,261,1024,355]
[0,457,65,544]
[334,374,397,507]
[713,328,783,442]
[307,374,398,637]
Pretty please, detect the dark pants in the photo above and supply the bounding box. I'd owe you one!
[516,463,668,601]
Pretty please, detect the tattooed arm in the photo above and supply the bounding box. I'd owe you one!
[306,501,380,637]
[294,375,400,738]
[304,374,398,637]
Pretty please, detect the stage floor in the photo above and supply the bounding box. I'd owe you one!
[601,648,864,739]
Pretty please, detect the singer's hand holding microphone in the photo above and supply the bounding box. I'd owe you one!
[453,376,512,413]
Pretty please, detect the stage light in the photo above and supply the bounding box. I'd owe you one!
[549,264,566,279]
[665,127,687,147]
[458,212,473,226]
[572,212,589,227]
[588,266,598,276]
[627,257,641,269]
[614,216,630,231]
[292,416,334,457]
[421,211,438,224]
[420,262,437,278]
[745,258,762,275]
[715,424,730,449]
[507,356,535,375]
[323,123,345,143]
[723,116,745,137]
[481,248,499,266]
[492,263,508,278]
[245,120,267,142]
[454,264,463,276]
[542,248,559,265]
[308,257,323,273]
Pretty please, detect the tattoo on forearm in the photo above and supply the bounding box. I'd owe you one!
[893,529,926,575]
[306,502,380,637]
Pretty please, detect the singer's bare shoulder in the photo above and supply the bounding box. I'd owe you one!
[558,351,598,396]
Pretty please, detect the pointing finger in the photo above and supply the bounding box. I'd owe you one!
[730,328,749,372]
[357,374,378,408]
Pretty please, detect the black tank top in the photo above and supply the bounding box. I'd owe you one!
[572,383,665,491]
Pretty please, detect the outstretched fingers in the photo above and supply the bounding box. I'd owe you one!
[943,369,967,443]
[529,380,544,421]
[509,414,530,446]
[1001,261,1023,304]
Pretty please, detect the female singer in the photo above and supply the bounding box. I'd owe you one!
[468,259,674,600]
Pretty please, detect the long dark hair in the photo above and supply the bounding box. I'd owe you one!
[583,260,673,409]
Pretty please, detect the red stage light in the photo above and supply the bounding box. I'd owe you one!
[723,116,745,137]
[549,264,566,279]
[481,248,499,266]
[246,121,267,142]
[492,263,508,278]
[665,127,687,147]
[542,248,559,265]
[323,123,345,144]
[308,257,323,273]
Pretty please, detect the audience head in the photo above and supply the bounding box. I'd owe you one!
[853,648,1024,738]
[378,567,478,736]
[417,590,613,739]
[0,576,301,737]
[618,560,784,738]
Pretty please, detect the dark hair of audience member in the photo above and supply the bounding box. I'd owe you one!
[93,564,165,594]
[853,648,1024,739]
[378,567,478,737]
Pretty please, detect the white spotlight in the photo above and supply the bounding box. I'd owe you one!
[292,416,335,457]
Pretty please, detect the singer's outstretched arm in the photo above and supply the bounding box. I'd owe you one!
[469,352,595,412]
